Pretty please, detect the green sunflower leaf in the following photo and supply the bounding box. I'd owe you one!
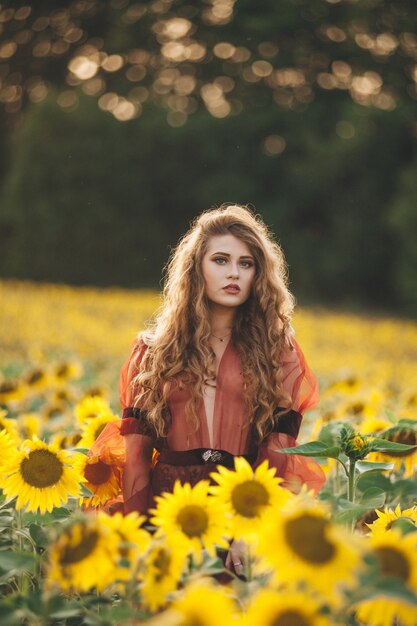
[29,523,48,548]
[389,518,417,536]
[278,441,341,459]
[356,461,394,473]
[318,421,346,447]
[356,472,392,494]
[80,483,94,497]
[371,577,417,604]
[384,409,398,424]
[396,418,417,430]
[358,487,386,508]
[0,550,36,574]
[369,438,417,453]
[390,479,417,499]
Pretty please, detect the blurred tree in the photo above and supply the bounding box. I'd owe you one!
[0,0,417,128]
[387,158,417,317]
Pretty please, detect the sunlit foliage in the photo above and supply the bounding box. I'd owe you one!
[1,0,417,125]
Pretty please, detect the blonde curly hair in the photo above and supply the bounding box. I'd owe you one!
[131,203,297,442]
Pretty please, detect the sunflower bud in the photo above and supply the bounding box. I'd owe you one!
[339,425,372,460]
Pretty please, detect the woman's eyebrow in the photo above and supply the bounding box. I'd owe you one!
[210,251,255,259]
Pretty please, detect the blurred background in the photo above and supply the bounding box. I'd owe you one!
[0,0,416,317]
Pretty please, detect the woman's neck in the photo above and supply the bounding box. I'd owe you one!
[208,303,236,335]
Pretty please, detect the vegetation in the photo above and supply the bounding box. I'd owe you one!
[0,281,417,624]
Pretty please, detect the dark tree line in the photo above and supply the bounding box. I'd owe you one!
[1,0,417,316]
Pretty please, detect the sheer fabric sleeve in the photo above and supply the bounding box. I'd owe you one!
[86,335,155,516]
[255,337,326,496]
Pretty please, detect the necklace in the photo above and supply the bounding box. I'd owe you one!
[210,331,232,343]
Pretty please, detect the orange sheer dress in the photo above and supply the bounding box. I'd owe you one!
[88,335,326,516]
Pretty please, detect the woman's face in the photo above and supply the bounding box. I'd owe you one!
[201,234,256,308]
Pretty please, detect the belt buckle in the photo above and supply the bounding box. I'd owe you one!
[201,449,222,463]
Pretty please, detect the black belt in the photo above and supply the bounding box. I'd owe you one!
[156,447,257,468]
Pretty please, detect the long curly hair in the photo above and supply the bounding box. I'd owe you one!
[131,203,297,443]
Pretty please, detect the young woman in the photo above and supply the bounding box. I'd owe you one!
[91,204,325,572]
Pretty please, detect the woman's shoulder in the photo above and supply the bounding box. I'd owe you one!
[278,326,298,361]
[134,330,155,350]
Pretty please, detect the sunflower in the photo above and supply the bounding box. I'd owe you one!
[167,578,237,626]
[0,379,24,404]
[23,367,50,393]
[354,530,417,626]
[209,457,291,541]
[242,588,338,626]
[74,395,112,426]
[0,409,20,442]
[18,412,44,440]
[375,425,417,477]
[256,500,362,602]
[140,537,189,611]
[103,511,151,582]
[367,504,417,537]
[359,415,392,436]
[52,431,83,450]
[83,386,106,399]
[52,387,74,405]
[41,401,67,421]
[77,410,119,448]
[1,436,84,513]
[0,429,16,471]
[322,375,362,396]
[46,511,120,592]
[74,453,121,507]
[52,361,82,385]
[150,480,230,561]
[356,598,417,626]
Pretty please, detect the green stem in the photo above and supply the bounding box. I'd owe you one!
[348,460,356,503]
[334,460,340,495]
[16,508,24,594]
[336,457,349,478]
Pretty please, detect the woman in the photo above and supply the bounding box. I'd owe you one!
[90,204,325,573]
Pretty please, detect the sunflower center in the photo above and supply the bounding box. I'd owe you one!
[386,430,417,457]
[27,370,44,385]
[350,402,365,415]
[153,548,171,582]
[284,514,335,564]
[271,611,310,626]
[21,449,64,487]
[56,364,69,378]
[176,505,208,537]
[84,461,112,485]
[0,381,17,393]
[60,528,99,565]
[72,433,82,446]
[231,480,270,518]
[375,547,410,582]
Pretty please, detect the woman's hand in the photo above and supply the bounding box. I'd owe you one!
[225,538,247,577]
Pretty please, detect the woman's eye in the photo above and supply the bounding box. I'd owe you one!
[240,261,253,268]
[214,257,227,264]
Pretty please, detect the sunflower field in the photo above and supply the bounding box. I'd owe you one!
[0,279,417,626]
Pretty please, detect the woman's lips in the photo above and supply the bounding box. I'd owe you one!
[223,286,240,294]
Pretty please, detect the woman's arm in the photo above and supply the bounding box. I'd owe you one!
[122,432,154,514]
[254,337,326,495]
[119,335,156,515]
